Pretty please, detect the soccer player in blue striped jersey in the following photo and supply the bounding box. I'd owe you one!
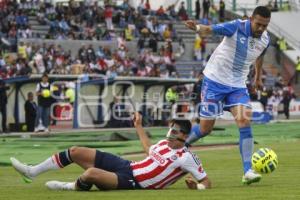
[185,6,271,185]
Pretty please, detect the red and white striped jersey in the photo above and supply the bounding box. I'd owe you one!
[130,140,207,189]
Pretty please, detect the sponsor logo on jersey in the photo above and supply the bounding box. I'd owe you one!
[170,155,178,161]
[239,37,246,44]
[198,166,204,173]
[150,150,167,165]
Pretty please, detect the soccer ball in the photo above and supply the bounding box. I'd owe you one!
[21,124,27,132]
[42,89,51,98]
[252,148,278,174]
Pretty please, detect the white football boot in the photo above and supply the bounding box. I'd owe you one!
[10,157,33,183]
[45,181,75,191]
[242,169,262,185]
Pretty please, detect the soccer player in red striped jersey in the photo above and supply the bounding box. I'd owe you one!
[10,112,211,191]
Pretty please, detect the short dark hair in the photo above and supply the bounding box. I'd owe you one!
[252,6,271,18]
[42,73,48,78]
[170,119,192,135]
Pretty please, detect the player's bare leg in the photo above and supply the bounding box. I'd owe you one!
[200,118,216,135]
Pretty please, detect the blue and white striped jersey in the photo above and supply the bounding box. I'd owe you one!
[203,19,270,88]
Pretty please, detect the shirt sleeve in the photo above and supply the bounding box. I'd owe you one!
[259,46,268,57]
[259,34,270,57]
[181,152,207,181]
[212,20,239,37]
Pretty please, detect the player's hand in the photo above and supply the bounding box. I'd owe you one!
[185,176,197,189]
[133,112,142,127]
[184,20,197,31]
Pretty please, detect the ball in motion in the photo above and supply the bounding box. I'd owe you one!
[42,89,51,98]
[252,148,278,174]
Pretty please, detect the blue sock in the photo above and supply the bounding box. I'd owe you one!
[185,124,206,146]
[239,127,253,174]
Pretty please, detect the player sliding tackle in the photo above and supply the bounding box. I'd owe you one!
[184,6,271,185]
[11,112,211,191]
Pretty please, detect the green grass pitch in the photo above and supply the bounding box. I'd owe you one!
[1,122,300,200]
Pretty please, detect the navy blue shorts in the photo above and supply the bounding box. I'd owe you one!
[94,150,141,189]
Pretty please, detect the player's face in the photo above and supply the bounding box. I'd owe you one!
[250,15,270,38]
[166,124,187,149]
[42,76,48,83]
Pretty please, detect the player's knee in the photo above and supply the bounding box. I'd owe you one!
[69,146,80,158]
[201,127,213,135]
[236,118,251,128]
[82,168,98,182]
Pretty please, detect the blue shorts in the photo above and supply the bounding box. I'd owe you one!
[94,150,141,189]
[200,76,251,118]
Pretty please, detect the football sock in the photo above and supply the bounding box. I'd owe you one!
[239,126,253,174]
[52,149,73,168]
[185,124,207,146]
[76,177,93,191]
[30,149,73,177]
[30,157,60,177]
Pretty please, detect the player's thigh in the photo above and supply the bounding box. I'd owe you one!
[69,146,96,169]
[200,118,216,134]
[225,88,252,127]
[230,105,252,127]
[82,167,118,190]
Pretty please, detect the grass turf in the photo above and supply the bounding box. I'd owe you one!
[0,122,300,200]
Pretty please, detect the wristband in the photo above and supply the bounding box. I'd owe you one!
[196,25,201,32]
[197,183,206,190]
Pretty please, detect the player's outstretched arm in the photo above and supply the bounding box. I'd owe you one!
[184,20,213,36]
[133,112,152,155]
[185,176,211,190]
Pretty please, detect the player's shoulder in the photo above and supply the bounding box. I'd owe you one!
[235,19,247,27]
[225,19,242,24]
[261,31,270,42]
[154,139,169,147]
[178,149,203,166]
[236,19,250,34]
[158,139,168,145]
[215,19,239,29]
[258,31,270,47]
[180,148,198,160]
[236,19,246,23]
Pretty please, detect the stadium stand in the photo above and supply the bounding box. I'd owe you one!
[1,0,300,133]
